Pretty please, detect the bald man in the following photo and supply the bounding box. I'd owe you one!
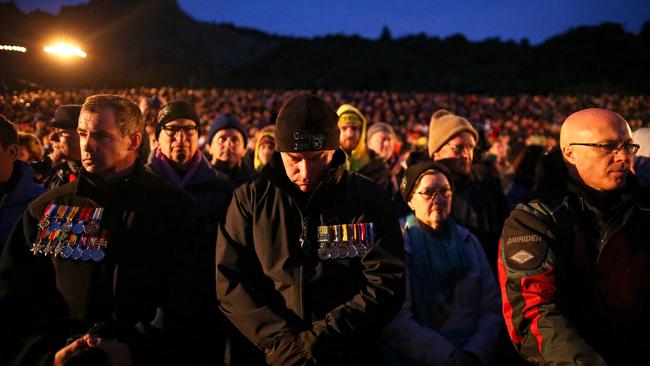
[498,108,650,366]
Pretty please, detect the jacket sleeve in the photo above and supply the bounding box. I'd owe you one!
[462,233,502,365]
[301,188,406,362]
[0,209,71,366]
[382,273,459,365]
[498,205,607,366]
[215,187,312,364]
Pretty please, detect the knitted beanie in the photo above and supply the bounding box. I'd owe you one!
[428,109,479,157]
[207,113,248,147]
[366,122,395,142]
[400,161,453,202]
[156,101,200,138]
[275,93,340,152]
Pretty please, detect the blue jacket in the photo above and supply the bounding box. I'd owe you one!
[0,161,45,248]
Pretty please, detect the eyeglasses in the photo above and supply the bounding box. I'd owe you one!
[569,141,639,155]
[445,143,475,154]
[414,186,452,200]
[163,125,198,137]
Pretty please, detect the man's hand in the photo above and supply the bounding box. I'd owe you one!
[53,338,88,366]
[52,335,132,366]
[82,334,132,366]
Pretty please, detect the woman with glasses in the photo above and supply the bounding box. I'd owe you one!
[383,161,502,366]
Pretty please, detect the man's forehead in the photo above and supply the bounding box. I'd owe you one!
[340,123,360,129]
[165,118,197,126]
[571,120,631,143]
[284,150,326,159]
[216,128,243,137]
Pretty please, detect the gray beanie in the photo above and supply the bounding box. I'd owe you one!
[428,109,479,157]
[366,122,395,142]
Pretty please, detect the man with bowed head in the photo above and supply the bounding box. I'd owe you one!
[216,92,405,365]
[499,108,650,365]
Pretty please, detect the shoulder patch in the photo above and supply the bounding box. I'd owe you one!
[502,232,548,272]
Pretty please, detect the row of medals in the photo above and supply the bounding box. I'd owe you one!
[32,212,106,262]
[317,223,374,261]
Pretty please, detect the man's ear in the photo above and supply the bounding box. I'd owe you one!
[6,144,18,161]
[127,132,142,152]
[562,146,576,165]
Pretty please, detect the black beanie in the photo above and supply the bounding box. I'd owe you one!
[275,93,340,152]
[49,105,82,130]
[400,161,453,202]
[156,101,200,138]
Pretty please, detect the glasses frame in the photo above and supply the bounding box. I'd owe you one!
[569,141,639,155]
[445,143,476,154]
[414,186,453,200]
[162,125,199,137]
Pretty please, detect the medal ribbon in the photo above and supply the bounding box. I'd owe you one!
[91,207,104,222]
[95,229,110,248]
[66,206,80,223]
[80,207,92,222]
[41,204,57,221]
[54,205,68,221]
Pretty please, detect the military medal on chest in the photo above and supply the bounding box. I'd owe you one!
[37,204,57,231]
[317,226,332,260]
[48,205,69,231]
[60,206,81,233]
[30,204,110,262]
[316,222,375,261]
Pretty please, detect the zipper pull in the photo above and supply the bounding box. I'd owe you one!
[299,218,309,249]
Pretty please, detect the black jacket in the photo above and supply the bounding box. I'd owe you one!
[43,160,82,191]
[216,149,405,366]
[0,161,210,366]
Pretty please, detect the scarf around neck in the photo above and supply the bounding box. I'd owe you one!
[404,214,470,329]
[151,148,202,188]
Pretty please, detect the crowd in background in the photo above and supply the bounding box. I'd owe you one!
[3,88,650,192]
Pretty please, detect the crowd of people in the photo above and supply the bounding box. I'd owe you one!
[0,88,649,366]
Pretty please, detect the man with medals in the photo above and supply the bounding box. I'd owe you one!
[0,95,210,366]
[216,93,405,365]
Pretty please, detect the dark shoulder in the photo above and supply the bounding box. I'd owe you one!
[347,170,392,201]
[27,182,76,218]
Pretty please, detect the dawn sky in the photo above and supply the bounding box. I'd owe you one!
[11,0,650,44]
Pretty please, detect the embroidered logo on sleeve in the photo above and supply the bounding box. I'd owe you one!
[510,250,535,264]
[503,233,547,271]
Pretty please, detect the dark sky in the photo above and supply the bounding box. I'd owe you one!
[12,0,650,44]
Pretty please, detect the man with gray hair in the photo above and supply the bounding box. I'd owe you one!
[499,108,650,365]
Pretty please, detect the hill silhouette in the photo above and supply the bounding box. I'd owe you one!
[1,0,649,93]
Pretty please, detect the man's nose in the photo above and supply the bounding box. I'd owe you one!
[299,160,313,178]
[613,147,631,162]
[81,138,93,152]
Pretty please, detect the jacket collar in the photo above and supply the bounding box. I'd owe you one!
[76,160,144,198]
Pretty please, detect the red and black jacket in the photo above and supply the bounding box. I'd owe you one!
[498,163,650,365]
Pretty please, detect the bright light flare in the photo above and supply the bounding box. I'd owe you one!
[44,43,87,58]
